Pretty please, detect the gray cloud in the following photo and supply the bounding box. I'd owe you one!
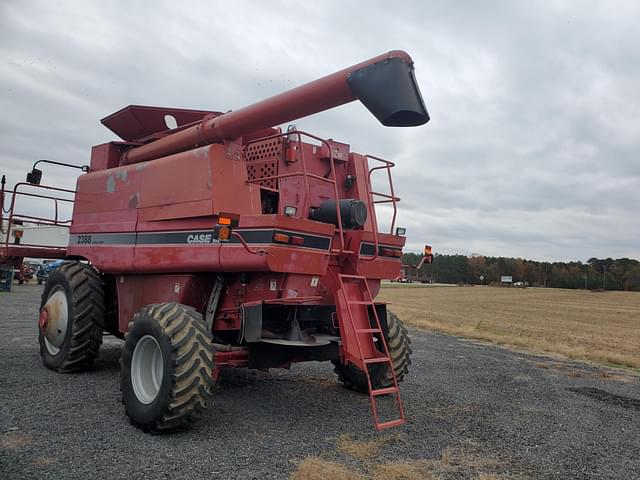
[1,0,638,262]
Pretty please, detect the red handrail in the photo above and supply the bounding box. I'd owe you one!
[244,130,345,253]
[242,135,400,260]
[2,182,75,258]
[366,155,400,234]
[360,155,400,262]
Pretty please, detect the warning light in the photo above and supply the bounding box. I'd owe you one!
[273,233,290,243]
[213,212,239,242]
[217,226,231,241]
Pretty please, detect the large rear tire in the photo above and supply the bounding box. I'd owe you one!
[333,311,411,393]
[38,261,104,373]
[120,303,215,433]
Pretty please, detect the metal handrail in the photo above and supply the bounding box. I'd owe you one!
[362,155,400,262]
[244,130,345,252]
[2,182,76,258]
[242,134,399,260]
[366,155,400,234]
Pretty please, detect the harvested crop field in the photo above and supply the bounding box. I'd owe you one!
[379,284,640,370]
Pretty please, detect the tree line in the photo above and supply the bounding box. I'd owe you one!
[401,253,640,291]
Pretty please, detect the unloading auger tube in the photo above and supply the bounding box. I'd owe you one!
[120,50,429,165]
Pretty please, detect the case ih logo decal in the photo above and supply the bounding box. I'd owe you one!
[186,233,215,244]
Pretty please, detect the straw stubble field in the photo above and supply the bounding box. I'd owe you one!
[379,284,640,370]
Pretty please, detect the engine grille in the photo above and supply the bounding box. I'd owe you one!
[245,138,284,190]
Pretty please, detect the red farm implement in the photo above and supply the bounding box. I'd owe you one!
[1,50,429,432]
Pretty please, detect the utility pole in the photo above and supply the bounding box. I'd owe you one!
[0,175,5,234]
[584,273,587,289]
[603,264,607,290]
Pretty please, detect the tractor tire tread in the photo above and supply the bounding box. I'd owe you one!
[121,302,214,433]
[39,261,105,373]
[333,311,411,393]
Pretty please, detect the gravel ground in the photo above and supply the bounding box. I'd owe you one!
[1,284,639,479]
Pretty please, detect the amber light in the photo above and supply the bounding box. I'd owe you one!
[217,226,231,241]
[218,216,232,225]
[273,233,290,243]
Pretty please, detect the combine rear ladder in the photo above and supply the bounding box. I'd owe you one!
[337,274,405,430]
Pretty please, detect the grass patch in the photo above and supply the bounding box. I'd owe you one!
[369,461,437,479]
[0,431,30,450]
[379,285,640,371]
[32,457,57,468]
[290,439,514,479]
[337,433,402,461]
[289,421,528,479]
[290,456,363,480]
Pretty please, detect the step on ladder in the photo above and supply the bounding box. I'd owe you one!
[337,274,405,430]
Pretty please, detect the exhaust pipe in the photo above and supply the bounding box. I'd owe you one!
[121,50,429,165]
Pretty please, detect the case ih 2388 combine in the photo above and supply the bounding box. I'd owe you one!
[0,50,429,433]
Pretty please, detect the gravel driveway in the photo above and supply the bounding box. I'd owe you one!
[1,284,639,479]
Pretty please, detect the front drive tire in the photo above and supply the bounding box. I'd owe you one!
[39,261,104,373]
[333,311,412,393]
[120,303,215,433]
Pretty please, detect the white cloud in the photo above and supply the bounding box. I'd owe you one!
[1,0,638,261]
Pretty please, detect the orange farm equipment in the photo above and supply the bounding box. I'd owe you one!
[1,51,429,432]
[397,245,432,282]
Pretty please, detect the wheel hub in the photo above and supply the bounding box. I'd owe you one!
[41,289,69,354]
[38,308,49,331]
[131,335,164,404]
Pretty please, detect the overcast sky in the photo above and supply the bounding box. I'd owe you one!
[1,1,638,262]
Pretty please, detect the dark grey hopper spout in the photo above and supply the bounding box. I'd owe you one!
[348,56,430,127]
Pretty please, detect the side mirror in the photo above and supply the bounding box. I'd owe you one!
[26,168,42,185]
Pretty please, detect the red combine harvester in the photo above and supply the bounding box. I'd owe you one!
[0,50,429,433]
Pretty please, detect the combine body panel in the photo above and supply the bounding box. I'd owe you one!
[1,51,430,432]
